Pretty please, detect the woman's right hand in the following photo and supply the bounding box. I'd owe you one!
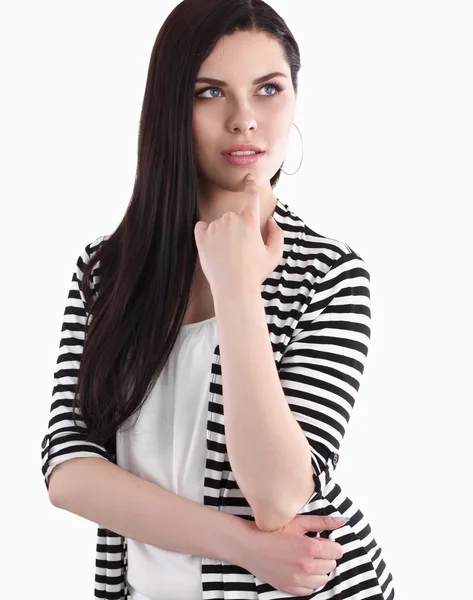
[237,515,346,596]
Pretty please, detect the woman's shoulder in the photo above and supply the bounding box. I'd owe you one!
[83,233,112,258]
[73,234,112,297]
[277,200,367,278]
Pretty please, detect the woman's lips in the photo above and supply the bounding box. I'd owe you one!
[223,152,265,166]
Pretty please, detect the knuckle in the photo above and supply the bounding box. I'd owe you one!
[300,560,313,575]
[311,539,323,557]
[303,539,315,555]
[295,559,308,574]
[323,516,332,528]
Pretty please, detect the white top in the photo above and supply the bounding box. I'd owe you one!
[116,316,219,600]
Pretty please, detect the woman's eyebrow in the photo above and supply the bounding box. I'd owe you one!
[195,71,288,86]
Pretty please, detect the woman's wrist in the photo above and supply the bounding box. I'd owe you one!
[215,510,257,567]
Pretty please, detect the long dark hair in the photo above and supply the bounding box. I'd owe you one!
[75,0,302,454]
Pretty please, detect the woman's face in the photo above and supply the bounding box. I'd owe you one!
[192,30,297,193]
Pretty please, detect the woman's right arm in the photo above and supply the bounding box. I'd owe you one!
[49,457,251,566]
[42,237,251,569]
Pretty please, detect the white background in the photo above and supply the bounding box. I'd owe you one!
[2,0,472,597]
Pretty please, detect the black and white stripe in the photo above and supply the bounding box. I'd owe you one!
[41,198,395,599]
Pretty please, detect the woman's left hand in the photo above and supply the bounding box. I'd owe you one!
[194,174,285,297]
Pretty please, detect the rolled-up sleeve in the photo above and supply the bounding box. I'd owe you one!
[41,237,111,492]
[278,251,371,505]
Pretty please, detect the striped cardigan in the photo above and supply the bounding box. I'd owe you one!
[41,198,395,599]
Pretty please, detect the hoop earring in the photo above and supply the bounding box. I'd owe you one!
[281,122,304,175]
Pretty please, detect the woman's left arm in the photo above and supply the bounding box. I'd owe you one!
[214,251,371,531]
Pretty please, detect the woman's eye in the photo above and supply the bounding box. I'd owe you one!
[195,83,281,99]
[258,83,280,96]
[196,87,222,99]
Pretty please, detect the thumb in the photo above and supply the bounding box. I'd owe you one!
[297,515,348,533]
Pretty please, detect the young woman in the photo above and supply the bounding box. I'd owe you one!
[41,1,395,598]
